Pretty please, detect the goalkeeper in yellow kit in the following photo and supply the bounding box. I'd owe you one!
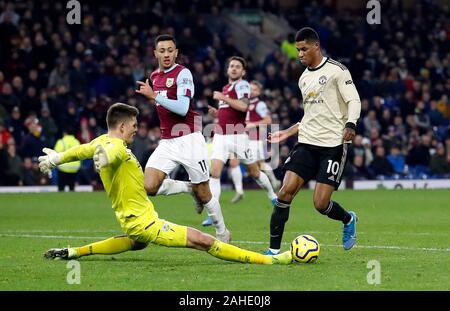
[39,103,291,265]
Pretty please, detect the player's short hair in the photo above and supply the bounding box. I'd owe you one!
[295,27,320,43]
[227,56,247,70]
[155,34,177,47]
[250,80,263,91]
[106,103,139,129]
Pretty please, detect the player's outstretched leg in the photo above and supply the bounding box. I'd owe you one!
[229,159,244,203]
[260,162,281,191]
[192,182,231,243]
[264,171,304,254]
[246,163,277,205]
[44,235,147,260]
[204,159,225,226]
[186,227,292,265]
[155,178,190,196]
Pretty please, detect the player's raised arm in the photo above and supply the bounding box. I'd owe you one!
[135,79,156,101]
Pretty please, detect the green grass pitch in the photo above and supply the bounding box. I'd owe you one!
[0,189,449,290]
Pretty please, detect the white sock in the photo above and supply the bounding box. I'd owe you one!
[268,248,280,254]
[254,172,277,200]
[261,163,279,187]
[230,166,244,195]
[209,177,221,200]
[204,197,226,235]
[156,179,190,196]
[68,248,78,259]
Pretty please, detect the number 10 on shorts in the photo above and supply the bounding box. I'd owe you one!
[326,160,339,176]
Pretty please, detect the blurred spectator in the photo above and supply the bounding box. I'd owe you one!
[20,116,45,159]
[280,33,297,60]
[130,121,151,167]
[387,145,406,175]
[4,106,26,145]
[54,127,81,191]
[363,110,381,137]
[414,101,430,134]
[4,138,23,185]
[22,157,49,186]
[369,146,394,177]
[0,3,20,26]
[406,135,431,176]
[428,100,446,127]
[48,61,70,91]
[429,143,450,176]
[39,107,58,147]
[0,83,20,113]
[0,117,11,144]
[349,154,371,180]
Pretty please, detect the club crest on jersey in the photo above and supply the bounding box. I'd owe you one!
[319,75,327,85]
[166,78,174,88]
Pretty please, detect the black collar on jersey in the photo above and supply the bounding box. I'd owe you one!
[307,57,329,72]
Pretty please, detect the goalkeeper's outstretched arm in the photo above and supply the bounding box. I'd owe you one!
[38,143,96,174]
[38,136,127,174]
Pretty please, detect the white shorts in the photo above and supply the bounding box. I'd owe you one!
[249,139,266,161]
[211,134,255,165]
[146,132,209,184]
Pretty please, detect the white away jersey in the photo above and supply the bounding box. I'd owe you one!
[297,57,361,147]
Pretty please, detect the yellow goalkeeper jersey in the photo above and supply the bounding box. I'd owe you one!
[59,134,157,226]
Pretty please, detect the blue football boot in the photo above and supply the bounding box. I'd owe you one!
[343,211,358,250]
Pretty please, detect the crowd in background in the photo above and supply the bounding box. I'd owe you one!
[0,0,449,188]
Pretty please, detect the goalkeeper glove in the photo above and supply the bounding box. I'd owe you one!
[38,148,61,174]
[93,144,109,172]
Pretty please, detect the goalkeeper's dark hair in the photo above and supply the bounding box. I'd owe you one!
[107,103,139,129]
[295,27,320,43]
[155,34,176,47]
[227,56,247,70]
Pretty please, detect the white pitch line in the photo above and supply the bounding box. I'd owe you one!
[233,240,450,252]
[0,234,108,239]
[1,229,118,233]
[1,233,449,252]
[2,229,449,236]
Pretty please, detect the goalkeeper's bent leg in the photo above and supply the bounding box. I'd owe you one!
[71,235,143,258]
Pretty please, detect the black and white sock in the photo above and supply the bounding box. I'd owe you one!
[269,199,291,250]
[320,201,352,224]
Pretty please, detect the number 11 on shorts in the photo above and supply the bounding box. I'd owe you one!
[198,160,207,173]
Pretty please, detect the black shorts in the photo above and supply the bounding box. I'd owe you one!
[283,143,349,190]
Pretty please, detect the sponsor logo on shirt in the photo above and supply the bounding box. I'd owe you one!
[166,78,174,88]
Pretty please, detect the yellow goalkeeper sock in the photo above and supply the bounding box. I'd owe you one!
[207,240,272,264]
[74,236,134,257]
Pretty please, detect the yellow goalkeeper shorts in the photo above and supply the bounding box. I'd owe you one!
[124,212,188,247]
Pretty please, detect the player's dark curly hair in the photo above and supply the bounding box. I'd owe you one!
[295,27,320,43]
[107,103,139,129]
